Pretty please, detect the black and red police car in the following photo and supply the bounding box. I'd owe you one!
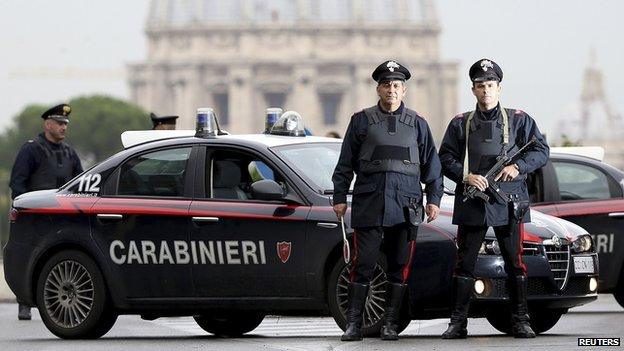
[525,147,624,307]
[4,111,598,339]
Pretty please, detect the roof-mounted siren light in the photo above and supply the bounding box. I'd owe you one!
[265,107,283,133]
[195,107,227,138]
[269,110,306,137]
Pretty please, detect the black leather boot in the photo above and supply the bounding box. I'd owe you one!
[442,276,474,339]
[341,282,369,341]
[380,282,407,340]
[510,275,536,338]
[18,303,31,321]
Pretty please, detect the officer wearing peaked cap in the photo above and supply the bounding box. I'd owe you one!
[439,59,549,339]
[332,60,443,341]
[9,103,83,320]
[150,112,178,130]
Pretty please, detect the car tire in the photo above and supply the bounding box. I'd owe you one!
[36,250,117,339]
[326,257,411,337]
[486,308,564,335]
[194,312,265,337]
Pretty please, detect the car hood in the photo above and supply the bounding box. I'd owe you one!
[439,195,588,243]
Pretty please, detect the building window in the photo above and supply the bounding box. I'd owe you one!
[264,92,286,109]
[319,93,342,125]
[214,93,229,125]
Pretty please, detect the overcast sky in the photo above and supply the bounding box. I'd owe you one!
[1,0,622,140]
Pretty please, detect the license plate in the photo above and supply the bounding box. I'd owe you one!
[574,256,594,274]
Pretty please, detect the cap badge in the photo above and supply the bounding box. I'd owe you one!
[386,60,400,72]
[62,105,71,116]
[480,60,493,72]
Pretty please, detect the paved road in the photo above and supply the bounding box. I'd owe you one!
[0,295,621,351]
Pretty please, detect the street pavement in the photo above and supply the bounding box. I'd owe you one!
[0,295,622,351]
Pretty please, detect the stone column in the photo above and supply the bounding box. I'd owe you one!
[228,65,254,134]
[291,64,319,133]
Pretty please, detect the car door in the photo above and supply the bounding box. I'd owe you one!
[533,159,624,291]
[189,145,310,297]
[91,146,197,298]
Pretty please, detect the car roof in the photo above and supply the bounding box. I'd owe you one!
[121,130,341,150]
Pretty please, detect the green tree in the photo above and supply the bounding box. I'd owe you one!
[67,95,151,163]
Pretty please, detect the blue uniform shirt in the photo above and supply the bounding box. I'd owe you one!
[332,102,443,228]
[439,106,549,226]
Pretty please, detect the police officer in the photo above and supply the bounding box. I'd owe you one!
[9,103,83,320]
[150,112,178,130]
[332,60,443,341]
[438,59,549,339]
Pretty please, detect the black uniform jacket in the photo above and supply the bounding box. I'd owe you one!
[332,102,443,228]
[9,133,83,199]
[439,106,549,226]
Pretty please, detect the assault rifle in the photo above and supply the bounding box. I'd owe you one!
[462,138,537,203]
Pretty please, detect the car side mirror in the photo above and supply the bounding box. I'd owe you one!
[251,179,285,201]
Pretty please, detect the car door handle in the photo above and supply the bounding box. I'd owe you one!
[96,214,123,220]
[608,212,624,218]
[192,217,220,223]
[317,222,338,229]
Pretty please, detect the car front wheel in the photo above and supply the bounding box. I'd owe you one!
[194,312,265,337]
[36,250,117,339]
[326,258,411,337]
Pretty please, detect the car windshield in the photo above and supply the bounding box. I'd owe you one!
[271,142,352,193]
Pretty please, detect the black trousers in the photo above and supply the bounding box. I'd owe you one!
[455,223,527,278]
[351,224,416,284]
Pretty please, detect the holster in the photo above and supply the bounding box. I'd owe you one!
[403,200,424,241]
[508,194,530,223]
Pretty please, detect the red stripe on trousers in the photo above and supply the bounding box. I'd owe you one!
[401,240,417,283]
[518,223,527,276]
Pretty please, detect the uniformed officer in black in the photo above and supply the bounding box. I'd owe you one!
[439,59,549,339]
[332,60,443,341]
[9,103,83,320]
[150,112,178,130]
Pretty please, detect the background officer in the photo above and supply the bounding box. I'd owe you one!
[150,112,178,130]
[9,103,83,320]
[332,60,443,341]
[438,59,549,339]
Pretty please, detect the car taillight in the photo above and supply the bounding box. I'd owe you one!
[8,207,19,222]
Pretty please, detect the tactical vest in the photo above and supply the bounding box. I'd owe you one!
[466,108,519,175]
[358,105,420,176]
[27,135,75,191]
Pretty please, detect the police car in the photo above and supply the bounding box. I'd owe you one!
[4,109,598,339]
[525,147,624,307]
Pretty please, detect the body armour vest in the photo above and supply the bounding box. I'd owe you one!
[27,135,75,191]
[467,108,520,175]
[358,105,420,176]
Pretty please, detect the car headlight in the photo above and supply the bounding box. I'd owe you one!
[479,240,501,255]
[572,235,594,253]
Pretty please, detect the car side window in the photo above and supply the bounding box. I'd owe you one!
[552,161,611,201]
[118,147,191,197]
[207,149,284,201]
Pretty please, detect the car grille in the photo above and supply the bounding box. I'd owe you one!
[488,277,589,297]
[522,242,541,256]
[543,243,570,290]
